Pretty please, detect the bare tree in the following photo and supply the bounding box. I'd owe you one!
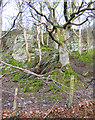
[1,0,95,71]
[24,0,95,66]
[35,24,42,73]
[78,15,82,55]
[0,0,2,117]
[16,0,31,62]
[40,2,44,45]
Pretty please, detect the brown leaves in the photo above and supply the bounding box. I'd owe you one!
[2,100,94,119]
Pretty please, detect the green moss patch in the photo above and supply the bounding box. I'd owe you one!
[71,49,93,63]
[23,80,43,93]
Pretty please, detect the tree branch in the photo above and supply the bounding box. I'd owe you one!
[73,29,79,38]
[48,32,62,46]
[0,60,44,77]
[0,70,19,79]
[71,17,88,26]
[0,12,21,39]
[43,100,58,119]
[0,60,56,77]
[25,1,53,25]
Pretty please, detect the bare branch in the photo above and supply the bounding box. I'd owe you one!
[48,32,62,46]
[71,17,88,26]
[3,1,9,8]
[78,0,84,12]
[73,29,79,38]
[0,70,19,79]
[43,100,58,119]
[25,1,53,25]
[0,60,43,77]
[0,60,57,77]
[0,12,21,39]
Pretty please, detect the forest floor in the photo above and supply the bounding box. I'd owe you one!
[1,54,95,119]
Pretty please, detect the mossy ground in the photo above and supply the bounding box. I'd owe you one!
[1,48,93,96]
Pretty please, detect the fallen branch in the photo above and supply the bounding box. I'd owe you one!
[0,60,55,77]
[0,60,43,77]
[43,100,58,119]
[0,70,19,79]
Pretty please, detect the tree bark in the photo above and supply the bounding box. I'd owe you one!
[0,1,2,118]
[35,24,42,72]
[18,22,31,62]
[59,43,69,67]
[40,2,44,45]
[87,22,90,52]
[0,0,2,47]
[78,16,82,55]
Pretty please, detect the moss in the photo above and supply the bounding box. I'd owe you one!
[13,74,20,82]
[44,64,79,93]
[50,95,57,100]
[74,50,93,63]
[27,61,32,67]
[1,68,7,74]
[61,65,78,87]
[53,88,61,93]
[10,85,13,88]
[44,83,54,93]
[2,50,24,67]
[58,97,61,100]
[41,45,57,52]
[23,79,43,93]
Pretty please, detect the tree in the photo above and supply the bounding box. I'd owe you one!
[16,0,31,62]
[0,0,2,47]
[0,0,2,118]
[78,15,82,55]
[0,1,95,109]
[23,0,94,67]
[0,0,95,70]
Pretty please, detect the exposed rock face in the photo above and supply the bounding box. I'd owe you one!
[12,33,33,63]
[12,35,27,62]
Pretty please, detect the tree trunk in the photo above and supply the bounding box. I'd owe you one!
[46,31,49,46]
[0,0,2,118]
[87,22,90,52]
[59,43,69,67]
[78,16,82,55]
[40,3,44,45]
[35,24,42,73]
[0,0,2,47]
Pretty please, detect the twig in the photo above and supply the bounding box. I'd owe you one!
[0,60,56,77]
[73,29,79,38]
[43,100,58,119]
[0,70,19,79]
[0,60,44,77]
[0,12,21,39]
[25,1,53,25]
[71,17,89,26]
